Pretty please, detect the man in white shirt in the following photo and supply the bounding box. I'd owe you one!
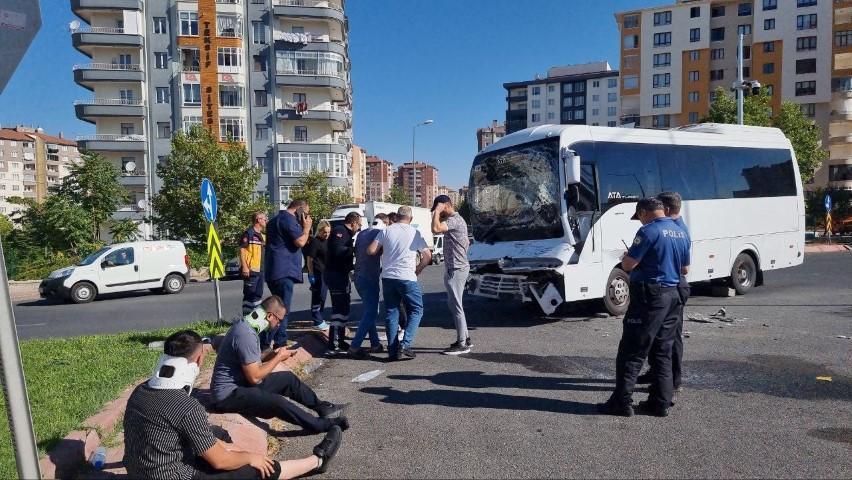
[367,206,432,360]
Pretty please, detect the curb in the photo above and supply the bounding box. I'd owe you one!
[804,244,851,253]
[40,331,328,479]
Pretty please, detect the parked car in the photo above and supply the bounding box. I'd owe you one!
[39,241,190,304]
[432,234,444,265]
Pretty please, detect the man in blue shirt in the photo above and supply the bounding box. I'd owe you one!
[599,197,690,418]
[262,199,313,349]
[349,214,389,359]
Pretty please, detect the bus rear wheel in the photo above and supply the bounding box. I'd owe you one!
[730,253,757,295]
[603,268,630,316]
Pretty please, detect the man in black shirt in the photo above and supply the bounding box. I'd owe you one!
[123,330,341,479]
[325,212,361,352]
[305,220,331,330]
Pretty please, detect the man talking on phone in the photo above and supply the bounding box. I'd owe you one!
[263,199,313,348]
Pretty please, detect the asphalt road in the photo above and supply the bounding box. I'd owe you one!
[271,252,852,479]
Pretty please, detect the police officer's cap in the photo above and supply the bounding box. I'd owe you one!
[630,197,665,220]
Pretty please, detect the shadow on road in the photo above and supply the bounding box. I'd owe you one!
[388,371,615,392]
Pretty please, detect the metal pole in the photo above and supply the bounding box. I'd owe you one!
[737,33,745,125]
[213,278,222,321]
[0,239,41,480]
[411,125,416,164]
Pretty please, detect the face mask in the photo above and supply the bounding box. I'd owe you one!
[244,306,269,334]
[148,355,201,394]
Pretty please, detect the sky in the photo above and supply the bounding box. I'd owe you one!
[0,0,670,189]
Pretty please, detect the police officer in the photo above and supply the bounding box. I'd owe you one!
[325,212,361,352]
[598,197,690,417]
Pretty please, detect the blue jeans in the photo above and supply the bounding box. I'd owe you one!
[260,277,295,348]
[381,278,423,354]
[351,275,381,350]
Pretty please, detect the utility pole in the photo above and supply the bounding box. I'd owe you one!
[411,119,434,164]
[737,33,744,125]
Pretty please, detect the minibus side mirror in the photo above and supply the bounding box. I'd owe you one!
[562,147,581,185]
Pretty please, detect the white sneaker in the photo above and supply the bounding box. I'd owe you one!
[397,329,405,342]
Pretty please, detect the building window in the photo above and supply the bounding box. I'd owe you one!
[592,108,600,116]
[255,157,267,173]
[531,86,541,95]
[711,5,725,17]
[689,71,699,82]
[763,41,775,52]
[623,75,639,89]
[741,45,751,59]
[531,113,541,122]
[606,121,616,127]
[653,52,671,67]
[763,0,777,10]
[278,152,348,178]
[182,115,202,132]
[797,36,818,51]
[252,21,266,44]
[738,24,752,35]
[294,126,308,142]
[592,80,600,88]
[690,6,701,18]
[216,14,241,37]
[157,122,171,139]
[653,11,672,26]
[154,52,169,69]
[796,58,817,74]
[795,80,816,96]
[763,62,775,74]
[711,48,725,60]
[711,27,725,41]
[255,124,269,140]
[219,85,244,107]
[608,78,617,88]
[183,84,201,106]
[156,87,170,104]
[764,18,775,30]
[797,14,817,30]
[688,91,700,103]
[690,28,700,42]
[548,84,556,93]
[835,31,852,47]
[800,103,816,117]
[690,50,700,61]
[743,66,751,77]
[217,47,242,70]
[547,112,555,120]
[710,69,725,81]
[531,99,541,109]
[608,106,617,117]
[548,98,556,106]
[623,14,639,29]
[120,123,135,135]
[797,0,817,6]
[253,54,267,72]
[653,73,671,88]
[153,17,167,34]
[179,11,198,36]
[652,114,671,128]
[575,110,585,120]
[623,35,639,49]
[254,90,267,107]
[738,3,752,16]
[276,51,345,77]
[828,165,852,182]
[689,112,699,123]
[652,94,671,108]
[220,118,245,142]
[765,84,774,96]
[653,32,672,47]
[607,92,617,102]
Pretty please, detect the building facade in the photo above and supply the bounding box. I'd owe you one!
[70,0,353,233]
[504,61,620,134]
[396,162,438,209]
[365,154,393,202]
[476,120,505,151]
[0,127,80,215]
[437,185,460,205]
[829,0,852,189]
[350,144,366,202]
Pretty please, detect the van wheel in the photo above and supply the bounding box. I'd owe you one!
[603,268,630,316]
[163,274,185,294]
[730,253,757,295]
[70,282,96,304]
[433,254,443,265]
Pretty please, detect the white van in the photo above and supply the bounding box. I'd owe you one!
[39,241,190,304]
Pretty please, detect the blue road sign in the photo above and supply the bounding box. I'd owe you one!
[824,194,832,213]
[201,178,217,223]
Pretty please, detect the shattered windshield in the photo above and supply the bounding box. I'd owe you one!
[469,138,564,242]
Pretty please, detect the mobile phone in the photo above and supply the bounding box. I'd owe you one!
[296,207,306,224]
[286,341,301,350]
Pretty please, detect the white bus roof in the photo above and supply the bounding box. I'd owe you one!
[480,123,792,155]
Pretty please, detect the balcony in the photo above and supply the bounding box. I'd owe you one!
[273,0,345,23]
[831,110,852,122]
[74,98,146,123]
[119,170,147,186]
[71,0,143,24]
[73,63,144,90]
[114,203,146,220]
[506,94,528,102]
[76,134,146,152]
[276,138,348,155]
[273,32,347,56]
[71,27,143,56]
[277,105,350,130]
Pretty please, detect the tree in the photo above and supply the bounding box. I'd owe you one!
[290,170,352,226]
[54,151,128,241]
[0,214,13,241]
[7,196,95,254]
[152,126,269,245]
[110,219,140,243]
[384,185,413,206]
[702,86,771,127]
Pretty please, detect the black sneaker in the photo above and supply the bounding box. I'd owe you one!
[636,372,653,385]
[442,341,471,356]
[398,348,416,360]
[313,425,342,474]
[337,340,350,351]
[465,337,473,348]
[350,347,371,360]
[637,400,669,417]
[317,402,348,419]
[330,415,350,431]
[369,344,385,354]
[596,401,634,417]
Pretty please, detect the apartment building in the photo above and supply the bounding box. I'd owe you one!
[365,155,393,202]
[0,127,81,215]
[350,144,366,202]
[70,0,353,234]
[829,0,852,189]
[504,61,620,134]
[437,185,460,205]
[396,162,438,209]
[476,120,505,151]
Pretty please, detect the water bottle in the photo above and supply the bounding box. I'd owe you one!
[90,446,106,470]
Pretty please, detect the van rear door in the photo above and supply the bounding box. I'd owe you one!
[98,246,140,292]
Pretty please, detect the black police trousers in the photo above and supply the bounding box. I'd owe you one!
[324,269,351,348]
[646,276,690,388]
[610,282,681,409]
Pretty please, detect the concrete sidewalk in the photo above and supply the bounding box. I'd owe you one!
[804,243,851,253]
[40,331,328,479]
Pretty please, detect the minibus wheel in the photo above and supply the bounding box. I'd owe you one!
[730,253,757,295]
[603,268,630,316]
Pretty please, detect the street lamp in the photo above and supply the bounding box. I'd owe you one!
[732,33,761,125]
[412,119,434,164]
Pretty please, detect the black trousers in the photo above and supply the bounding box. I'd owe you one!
[213,371,332,432]
[325,269,351,347]
[647,277,690,388]
[610,282,681,409]
[193,458,282,480]
[241,272,265,315]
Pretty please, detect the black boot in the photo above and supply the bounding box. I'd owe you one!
[313,425,342,474]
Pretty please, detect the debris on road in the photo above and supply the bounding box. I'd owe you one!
[687,313,715,323]
[687,309,749,324]
[352,369,384,383]
[837,335,851,340]
[816,375,833,382]
[683,331,691,338]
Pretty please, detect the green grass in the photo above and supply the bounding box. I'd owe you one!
[0,321,228,480]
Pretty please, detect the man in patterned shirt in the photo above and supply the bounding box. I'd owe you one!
[123,330,341,479]
[431,195,472,355]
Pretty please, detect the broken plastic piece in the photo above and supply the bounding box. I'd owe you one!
[352,369,384,383]
[816,376,833,382]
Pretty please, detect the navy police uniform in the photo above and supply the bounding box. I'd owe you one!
[609,216,690,412]
[325,224,356,351]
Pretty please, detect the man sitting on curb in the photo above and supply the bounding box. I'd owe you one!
[123,329,341,479]
[210,295,350,433]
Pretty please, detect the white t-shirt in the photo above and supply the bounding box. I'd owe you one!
[376,223,428,281]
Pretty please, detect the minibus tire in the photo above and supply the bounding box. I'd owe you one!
[603,268,630,316]
[70,282,97,304]
[730,253,757,295]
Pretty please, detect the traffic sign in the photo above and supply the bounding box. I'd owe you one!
[0,0,41,94]
[207,223,224,279]
[824,194,832,213]
[200,178,217,223]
